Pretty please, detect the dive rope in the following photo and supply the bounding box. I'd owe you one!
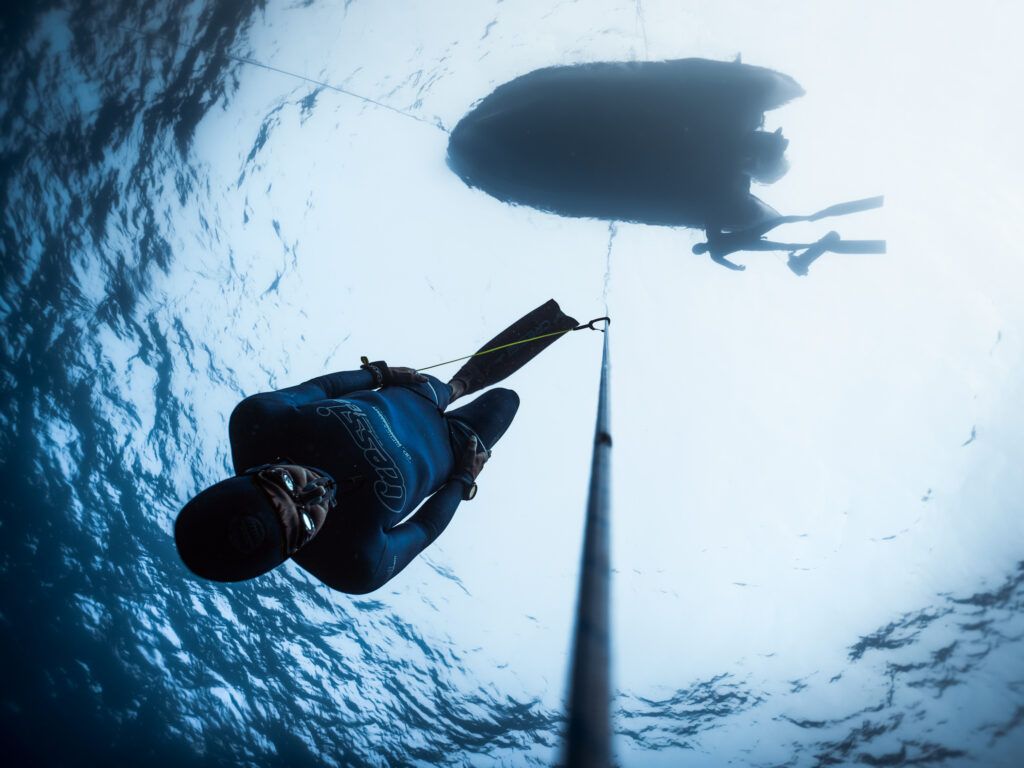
[116,25,449,133]
[412,316,610,373]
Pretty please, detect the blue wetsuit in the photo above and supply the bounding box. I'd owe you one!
[229,369,518,594]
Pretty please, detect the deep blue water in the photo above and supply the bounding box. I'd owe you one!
[2,2,1023,766]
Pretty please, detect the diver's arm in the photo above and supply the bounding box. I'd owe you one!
[285,361,431,403]
[401,435,485,542]
[699,224,744,270]
[366,482,464,588]
[227,370,374,470]
[293,364,426,403]
[396,483,464,544]
[363,438,486,588]
[272,369,378,405]
[235,362,430,415]
[231,371,377,423]
[710,253,747,271]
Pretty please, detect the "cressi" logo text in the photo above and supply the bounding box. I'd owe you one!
[316,402,407,514]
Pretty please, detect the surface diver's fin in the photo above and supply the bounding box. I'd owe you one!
[788,235,887,275]
[821,239,887,254]
[807,195,884,221]
[451,299,579,396]
[724,195,881,239]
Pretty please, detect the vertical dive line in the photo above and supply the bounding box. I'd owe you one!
[603,222,616,314]
[634,0,650,60]
[562,327,614,768]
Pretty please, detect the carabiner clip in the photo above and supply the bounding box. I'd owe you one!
[574,316,611,332]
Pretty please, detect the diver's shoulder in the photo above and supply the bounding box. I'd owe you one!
[228,392,297,438]
[230,393,273,423]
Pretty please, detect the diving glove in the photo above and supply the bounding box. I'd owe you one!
[360,358,427,388]
[453,435,489,501]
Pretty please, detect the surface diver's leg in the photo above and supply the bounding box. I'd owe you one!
[726,196,884,244]
[724,216,805,242]
[821,239,887,254]
[787,231,841,276]
[807,196,885,221]
[743,239,817,251]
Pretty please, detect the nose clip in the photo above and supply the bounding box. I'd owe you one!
[296,483,322,503]
[297,476,338,509]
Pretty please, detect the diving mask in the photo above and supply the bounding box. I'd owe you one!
[244,463,337,557]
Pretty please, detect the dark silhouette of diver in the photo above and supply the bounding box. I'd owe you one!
[694,195,886,273]
[448,57,885,272]
[174,301,578,594]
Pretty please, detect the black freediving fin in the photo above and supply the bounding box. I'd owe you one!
[451,299,579,396]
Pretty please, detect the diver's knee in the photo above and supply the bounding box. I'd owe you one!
[492,387,520,411]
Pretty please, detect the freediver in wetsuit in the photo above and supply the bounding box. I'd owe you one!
[175,299,580,594]
[688,128,797,271]
[693,195,886,273]
[693,229,842,272]
[174,363,518,594]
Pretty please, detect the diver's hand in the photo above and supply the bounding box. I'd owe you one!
[460,436,489,479]
[447,377,468,402]
[711,254,746,272]
[385,366,428,386]
[361,359,427,387]
[452,436,488,501]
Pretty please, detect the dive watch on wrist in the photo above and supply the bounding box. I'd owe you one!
[452,471,477,501]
